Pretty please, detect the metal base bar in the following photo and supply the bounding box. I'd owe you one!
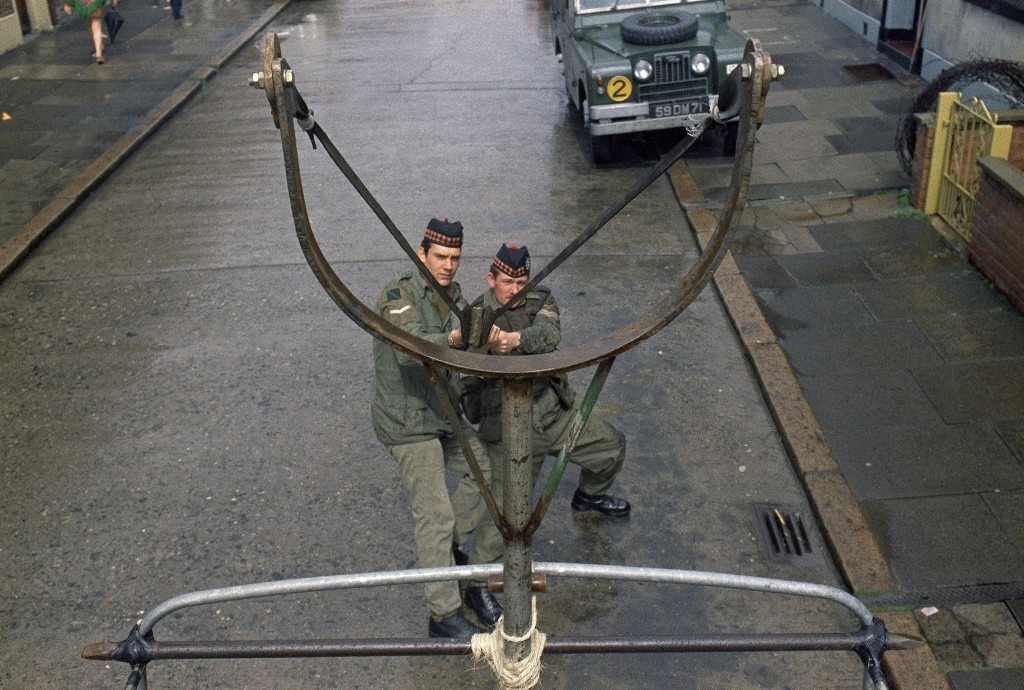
[88,561,914,688]
[134,561,875,636]
[85,632,919,662]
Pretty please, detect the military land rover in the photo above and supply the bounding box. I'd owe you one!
[552,0,748,163]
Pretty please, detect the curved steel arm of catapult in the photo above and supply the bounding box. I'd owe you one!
[255,33,779,378]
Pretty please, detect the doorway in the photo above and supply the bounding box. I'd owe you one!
[13,0,32,34]
[878,0,925,71]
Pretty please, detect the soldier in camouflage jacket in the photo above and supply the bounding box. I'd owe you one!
[370,219,505,638]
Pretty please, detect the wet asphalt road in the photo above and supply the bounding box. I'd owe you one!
[2,1,866,687]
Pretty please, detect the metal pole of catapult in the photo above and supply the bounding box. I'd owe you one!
[81,34,920,690]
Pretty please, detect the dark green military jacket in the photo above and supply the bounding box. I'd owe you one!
[468,287,573,443]
[475,287,562,354]
[371,270,466,447]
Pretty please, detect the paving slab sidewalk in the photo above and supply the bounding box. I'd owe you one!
[0,0,291,280]
[676,1,1024,687]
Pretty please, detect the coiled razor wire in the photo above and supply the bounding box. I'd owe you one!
[896,59,1024,175]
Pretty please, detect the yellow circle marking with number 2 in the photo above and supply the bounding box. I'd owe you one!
[607,75,633,102]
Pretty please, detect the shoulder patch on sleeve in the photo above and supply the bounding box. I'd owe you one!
[387,288,402,301]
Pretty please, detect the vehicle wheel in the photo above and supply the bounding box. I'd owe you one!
[567,83,579,111]
[620,11,699,46]
[590,134,612,164]
[723,121,738,157]
[582,97,612,164]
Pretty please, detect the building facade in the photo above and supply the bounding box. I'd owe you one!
[1,0,57,56]
[816,0,1024,80]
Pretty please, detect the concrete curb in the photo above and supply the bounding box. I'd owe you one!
[0,0,293,283]
[667,160,951,690]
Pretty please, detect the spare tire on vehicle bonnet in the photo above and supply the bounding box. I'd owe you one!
[620,10,699,46]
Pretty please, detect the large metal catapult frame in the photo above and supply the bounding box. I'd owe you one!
[83,34,920,689]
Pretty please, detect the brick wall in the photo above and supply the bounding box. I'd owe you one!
[1012,117,1024,169]
[909,114,935,210]
[1001,110,1024,170]
[970,157,1024,313]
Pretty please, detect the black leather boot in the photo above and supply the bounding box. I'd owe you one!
[464,585,503,628]
[428,612,483,639]
[571,488,631,517]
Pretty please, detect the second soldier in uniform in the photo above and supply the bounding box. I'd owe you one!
[462,243,631,518]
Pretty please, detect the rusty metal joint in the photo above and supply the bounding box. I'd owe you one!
[485,572,547,594]
[852,617,891,688]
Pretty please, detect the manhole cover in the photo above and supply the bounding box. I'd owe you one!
[843,63,895,81]
[751,503,813,562]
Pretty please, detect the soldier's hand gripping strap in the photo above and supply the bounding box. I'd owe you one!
[465,304,495,350]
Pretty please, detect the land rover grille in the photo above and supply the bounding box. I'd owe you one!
[637,52,709,103]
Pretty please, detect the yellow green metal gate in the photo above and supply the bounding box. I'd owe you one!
[924,92,1012,241]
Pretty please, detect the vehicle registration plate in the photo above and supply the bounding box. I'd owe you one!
[652,102,709,118]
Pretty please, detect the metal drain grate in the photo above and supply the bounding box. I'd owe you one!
[843,63,895,81]
[752,503,813,562]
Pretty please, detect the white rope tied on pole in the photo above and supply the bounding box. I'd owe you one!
[471,596,547,690]
[684,113,709,139]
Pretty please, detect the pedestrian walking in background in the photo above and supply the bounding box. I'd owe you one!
[63,0,116,64]
[164,0,184,20]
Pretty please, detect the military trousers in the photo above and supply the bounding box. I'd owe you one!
[390,427,503,620]
[531,390,626,497]
[453,390,626,546]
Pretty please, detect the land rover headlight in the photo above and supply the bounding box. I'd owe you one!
[692,53,711,75]
[633,60,653,81]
